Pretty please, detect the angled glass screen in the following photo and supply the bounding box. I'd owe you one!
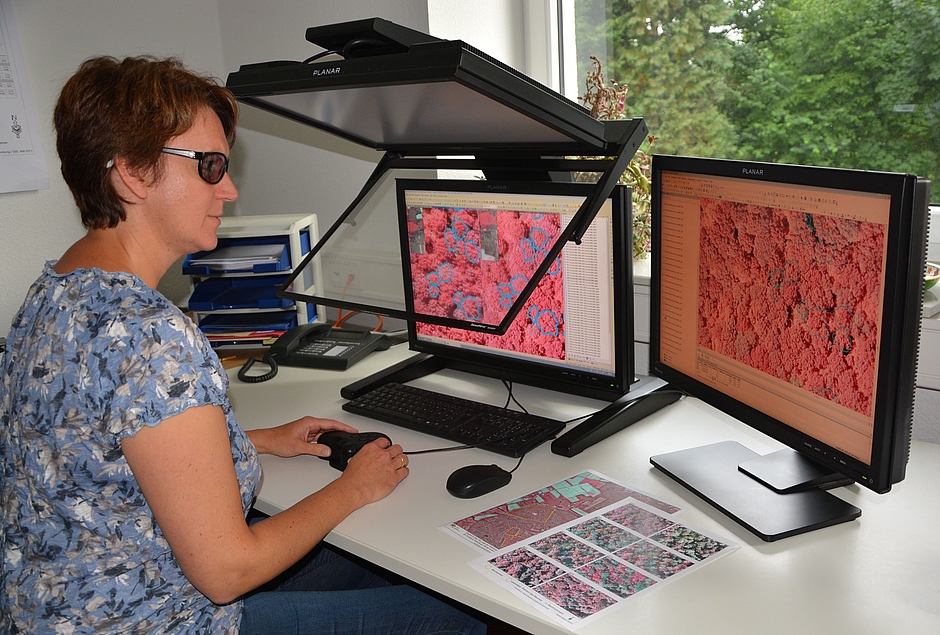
[281,166,422,319]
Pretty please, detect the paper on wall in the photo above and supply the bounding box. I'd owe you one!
[0,0,49,194]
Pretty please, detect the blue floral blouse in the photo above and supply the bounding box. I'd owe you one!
[0,263,262,633]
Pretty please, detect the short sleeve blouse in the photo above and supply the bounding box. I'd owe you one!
[0,263,261,633]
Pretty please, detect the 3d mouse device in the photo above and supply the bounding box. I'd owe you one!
[318,431,391,471]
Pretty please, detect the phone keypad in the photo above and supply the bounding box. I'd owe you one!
[297,340,351,357]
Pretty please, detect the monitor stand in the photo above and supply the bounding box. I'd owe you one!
[550,382,680,457]
[650,441,861,542]
[340,353,445,400]
[738,448,854,493]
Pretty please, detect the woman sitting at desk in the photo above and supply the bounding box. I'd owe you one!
[0,55,484,635]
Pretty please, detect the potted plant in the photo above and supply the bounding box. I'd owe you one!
[576,57,656,261]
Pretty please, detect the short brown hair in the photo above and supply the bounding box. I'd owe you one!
[54,56,238,229]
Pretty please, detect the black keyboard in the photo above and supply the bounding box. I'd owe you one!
[341,382,566,458]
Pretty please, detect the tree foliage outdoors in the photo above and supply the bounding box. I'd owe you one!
[576,0,940,202]
[577,0,738,158]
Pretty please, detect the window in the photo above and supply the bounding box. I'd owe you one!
[561,0,939,204]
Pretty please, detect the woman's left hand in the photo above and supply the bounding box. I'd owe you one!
[247,416,358,458]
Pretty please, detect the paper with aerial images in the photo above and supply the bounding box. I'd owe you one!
[445,471,737,629]
[443,470,683,553]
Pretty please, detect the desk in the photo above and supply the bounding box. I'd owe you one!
[227,346,940,635]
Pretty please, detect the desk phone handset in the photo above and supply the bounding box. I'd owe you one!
[237,323,390,383]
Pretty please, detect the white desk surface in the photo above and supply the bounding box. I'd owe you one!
[228,345,940,635]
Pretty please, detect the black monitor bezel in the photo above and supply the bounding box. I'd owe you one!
[649,155,927,494]
[226,39,607,154]
[401,179,635,402]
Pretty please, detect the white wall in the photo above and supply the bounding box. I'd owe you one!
[428,0,526,78]
[0,0,229,331]
[428,0,561,92]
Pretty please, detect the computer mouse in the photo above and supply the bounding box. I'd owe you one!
[446,464,513,499]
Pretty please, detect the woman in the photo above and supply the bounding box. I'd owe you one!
[0,56,485,635]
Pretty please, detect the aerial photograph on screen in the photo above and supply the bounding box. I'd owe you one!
[408,205,567,357]
[697,198,885,417]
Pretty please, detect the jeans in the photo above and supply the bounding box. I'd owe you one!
[239,543,488,635]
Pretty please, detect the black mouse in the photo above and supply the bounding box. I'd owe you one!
[317,430,391,471]
[446,464,513,499]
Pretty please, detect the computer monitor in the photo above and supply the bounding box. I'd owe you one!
[648,155,930,541]
[396,179,635,402]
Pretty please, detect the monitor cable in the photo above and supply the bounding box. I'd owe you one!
[302,37,391,64]
[401,379,538,477]
[499,377,530,414]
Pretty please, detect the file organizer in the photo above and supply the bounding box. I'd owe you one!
[183,214,324,345]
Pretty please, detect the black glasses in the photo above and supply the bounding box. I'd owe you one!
[161,147,230,184]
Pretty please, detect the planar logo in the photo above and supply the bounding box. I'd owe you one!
[742,168,764,176]
[311,67,341,77]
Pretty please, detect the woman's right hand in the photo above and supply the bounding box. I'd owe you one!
[337,437,409,505]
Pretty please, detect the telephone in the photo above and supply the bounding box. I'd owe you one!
[237,323,390,382]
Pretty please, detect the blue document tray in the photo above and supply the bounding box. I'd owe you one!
[188,276,293,311]
[198,312,298,333]
[183,242,290,275]
[183,229,311,276]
